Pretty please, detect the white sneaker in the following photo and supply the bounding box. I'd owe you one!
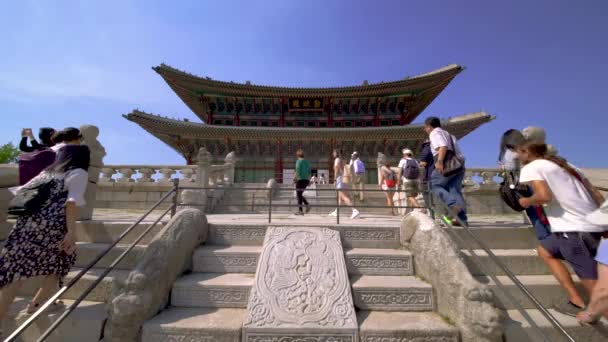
[328,210,338,217]
[350,209,360,219]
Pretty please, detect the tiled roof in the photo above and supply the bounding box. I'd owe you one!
[124,110,494,142]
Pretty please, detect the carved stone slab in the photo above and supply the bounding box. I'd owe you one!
[243,227,358,341]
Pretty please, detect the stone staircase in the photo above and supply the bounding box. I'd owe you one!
[1,218,165,341]
[457,219,608,341]
[217,182,400,216]
[142,219,459,341]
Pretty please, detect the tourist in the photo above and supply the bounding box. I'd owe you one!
[349,152,366,201]
[424,116,467,225]
[499,128,586,316]
[50,127,83,152]
[310,174,318,185]
[319,173,327,185]
[294,149,311,215]
[19,127,56,152]
[577,200,608,324]
[498,129,524,173]
[0,144,90,325]
[517,141,606,316]
[328,149,360,219]
[378,159,398,216]
[397,148,421,214]
[418,140,434,212]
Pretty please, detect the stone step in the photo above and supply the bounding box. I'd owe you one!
[208,224,400,248]
[74,242,145,270]
[351,275,434,311]
[2,297,106,342]
[461,249,574,276]
[142,307,246,342]
[192,245,414,276]
[504,309,608,341]
[476,275,587,310]
[450,225,537,249]
[171,273,254,308]
[192,245,261,273]
[345,248,414,276]
[74,220,165,244]
[358,311,459,341]
[18,267,129,303]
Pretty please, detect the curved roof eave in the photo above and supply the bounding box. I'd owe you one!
[124,110,494,142]
[153,63,464,98]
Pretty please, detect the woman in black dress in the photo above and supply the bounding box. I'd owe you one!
[0,144,90,327]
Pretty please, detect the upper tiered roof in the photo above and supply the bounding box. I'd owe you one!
[153,63,464,123]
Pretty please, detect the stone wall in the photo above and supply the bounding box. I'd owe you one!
[103,208,208,341]
[400,212,504,342]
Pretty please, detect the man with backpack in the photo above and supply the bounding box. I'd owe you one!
[397,148,421,214]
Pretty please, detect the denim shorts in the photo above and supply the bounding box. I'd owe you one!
[540,232,602,280]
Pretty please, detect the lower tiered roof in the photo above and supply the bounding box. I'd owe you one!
[125,110,494,142]
[125,110,494,162]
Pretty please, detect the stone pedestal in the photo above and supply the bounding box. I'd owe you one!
[80,125,106,220]
[242,227,358,341]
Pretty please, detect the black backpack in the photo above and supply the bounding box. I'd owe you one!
[403,159,420,180]
[499,172,530,212]
[8,175,56,216]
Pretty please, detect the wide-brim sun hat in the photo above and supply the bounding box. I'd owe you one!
[587,199,608,226]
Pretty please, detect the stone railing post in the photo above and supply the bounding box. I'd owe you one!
[157,168,174,185]
[0,166,19,238]
[195,147,212,188]
[138,168,155,183]
[118,168,134,183]
[179,168,195,184]
[80,125,106,220]
[225,151,236,185]
[100,168,114,183]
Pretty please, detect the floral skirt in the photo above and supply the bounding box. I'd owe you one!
[0,211,76,288]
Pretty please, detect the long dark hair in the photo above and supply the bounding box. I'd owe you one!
[47,145,91,173]
[499,129,525,162]
[518,142,579,180]
[51,127,82,144]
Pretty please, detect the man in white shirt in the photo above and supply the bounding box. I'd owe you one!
[518,141,606,315]
[349,152,365,201]
[424,116,467,224]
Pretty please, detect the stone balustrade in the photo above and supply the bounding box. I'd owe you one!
[99,165,198,185]
[96,150,236,210]
[463,168,503,188]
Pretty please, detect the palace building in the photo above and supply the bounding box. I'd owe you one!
[125,63,494,183]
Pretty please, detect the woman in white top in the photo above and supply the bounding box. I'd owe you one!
[518,142,606,309]
[328,150,360,219]
[0,144,90,327]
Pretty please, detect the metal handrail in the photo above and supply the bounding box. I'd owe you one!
[433,198,576,342]
[179,185,432,224]
[5,179,180,342]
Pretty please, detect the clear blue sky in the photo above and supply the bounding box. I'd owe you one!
[1,0,607,167]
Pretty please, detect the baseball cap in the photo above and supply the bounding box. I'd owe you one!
[352,151,359,156]
[402,148,413,155]
[586,199,608,225]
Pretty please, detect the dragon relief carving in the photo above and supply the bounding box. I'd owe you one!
[244,228,356,332]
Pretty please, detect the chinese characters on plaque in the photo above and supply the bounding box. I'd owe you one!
[288,98,324,111]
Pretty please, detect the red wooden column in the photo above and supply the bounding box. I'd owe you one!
[234,97,240,126]
[275,139,283,183]
[280,97,286,126]
[327,97,333,126]
[374,97,380,126]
